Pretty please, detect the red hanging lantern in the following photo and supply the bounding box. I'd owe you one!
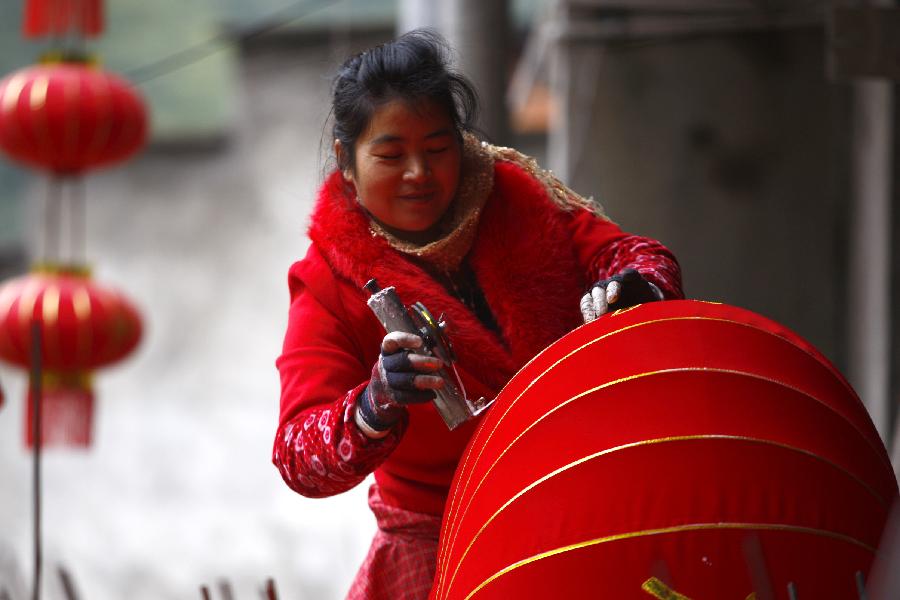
[0,61,148,176]
[0,266,142,370]
[433,300,898,599]
[0,265,142,447]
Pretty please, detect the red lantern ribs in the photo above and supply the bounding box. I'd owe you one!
[0,61,147,175]
[0,267,142,446]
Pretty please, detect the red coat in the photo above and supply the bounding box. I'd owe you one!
[273,159,682,516]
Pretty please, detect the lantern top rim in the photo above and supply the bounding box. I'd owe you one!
[30,262,92,278]
[37,51,101,67]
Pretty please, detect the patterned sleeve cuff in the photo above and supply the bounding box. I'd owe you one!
[590,235,684,300]
[272,384,407,498]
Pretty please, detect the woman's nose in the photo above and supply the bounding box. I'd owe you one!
[403,155,429,182]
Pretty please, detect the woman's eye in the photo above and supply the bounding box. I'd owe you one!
[427,147,449,154]
[375,153,401,160]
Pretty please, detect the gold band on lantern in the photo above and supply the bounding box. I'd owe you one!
[30,263,92,277]
[461,523,875,600]
[38,51,101,67]
[42,370,93,390]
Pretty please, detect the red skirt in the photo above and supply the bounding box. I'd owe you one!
[346,484,442,600]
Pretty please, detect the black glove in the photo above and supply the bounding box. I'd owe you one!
[356,331,444,435]
[579,268,662,323]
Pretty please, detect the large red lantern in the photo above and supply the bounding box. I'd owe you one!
[433,300,898,599]
[0,265,142,446]
[0,60,148,175]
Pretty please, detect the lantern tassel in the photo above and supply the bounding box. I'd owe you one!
[23,0,52,38]
[25,372,94,448]
[23,0,104,39]
[79,0,103,37]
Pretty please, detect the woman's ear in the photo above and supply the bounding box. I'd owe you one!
[334,139,353,182]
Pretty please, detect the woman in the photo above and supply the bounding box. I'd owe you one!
[273,30,682,599]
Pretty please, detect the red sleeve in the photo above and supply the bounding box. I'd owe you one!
[568,208,684,299]
[272,267,406,498]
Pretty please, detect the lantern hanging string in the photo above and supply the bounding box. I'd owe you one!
[40,175,87,267]
[42,177,62,265]
[70,177,86,266]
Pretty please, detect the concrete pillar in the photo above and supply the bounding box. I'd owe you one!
[847,79,894,444]
[547,1,603,184]
[547,1,571,182]
[441,0,511,143]
[397,0,442,35]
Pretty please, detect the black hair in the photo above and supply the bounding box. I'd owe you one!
[330,29,480,173]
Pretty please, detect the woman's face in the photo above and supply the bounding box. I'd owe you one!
[339,98,462,240]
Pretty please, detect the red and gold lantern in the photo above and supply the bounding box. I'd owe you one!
[0,266,142,446]
[433,300,897,599]
[0,61,148,175]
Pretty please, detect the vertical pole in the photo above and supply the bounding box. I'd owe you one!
[855,571,868,599]
[262,578,278,600]
[847,76,894,444]
[787,581,799,599]
[397,0,442,35]
[442,0,511,143]
[547,0,571,182]
[217,580,234,600]
[58,566,80,600]
[30,321,42,600]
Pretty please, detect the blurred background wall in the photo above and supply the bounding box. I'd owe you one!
[0,0,897,598]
